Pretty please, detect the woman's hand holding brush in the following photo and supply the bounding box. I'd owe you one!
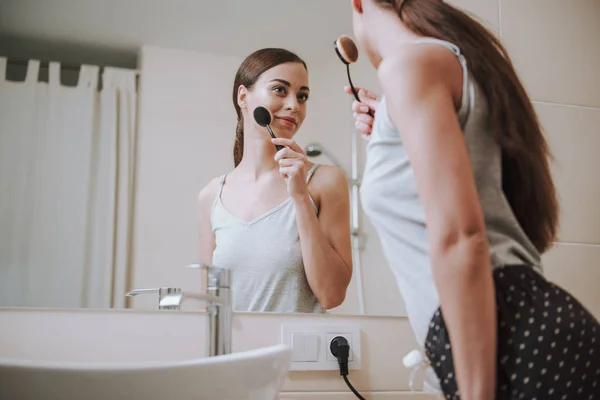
[344,85,380,140]
[272,137,310,201]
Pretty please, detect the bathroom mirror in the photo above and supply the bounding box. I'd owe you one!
[0,0,520,317]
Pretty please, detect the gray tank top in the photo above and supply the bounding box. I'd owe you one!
[360,38,542,346]
[211,164,325,313]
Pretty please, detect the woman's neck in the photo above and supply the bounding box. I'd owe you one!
[367,7,421,68]
[236,130,279,180]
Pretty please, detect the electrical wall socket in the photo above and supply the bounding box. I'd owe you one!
[326,333,354,362]
[281,324,362,371]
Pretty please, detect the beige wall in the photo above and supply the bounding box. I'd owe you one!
[129,48,242,309]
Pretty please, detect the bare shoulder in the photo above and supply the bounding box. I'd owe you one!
[197,176,222,210]
[309,164,348,199]
[378,41,461,93]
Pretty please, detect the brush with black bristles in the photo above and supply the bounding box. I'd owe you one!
[253,105,284,151]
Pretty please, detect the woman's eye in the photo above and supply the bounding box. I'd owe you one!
[298,93,309,102]
[273,86,286,95]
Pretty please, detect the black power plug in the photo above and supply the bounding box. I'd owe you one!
[330,336,350,376]
[329,336,366,400]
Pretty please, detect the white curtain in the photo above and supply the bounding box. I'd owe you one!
[0,58,137,308]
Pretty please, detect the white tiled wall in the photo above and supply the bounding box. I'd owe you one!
[501,0,600,108]
[534,104,600,245]
[447,0,600,322]
[499,0,600,318]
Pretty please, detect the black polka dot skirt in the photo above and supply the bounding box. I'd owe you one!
[424,264,600,399]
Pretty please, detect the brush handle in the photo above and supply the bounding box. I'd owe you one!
[347,65,374,117]
[266,125,285,151]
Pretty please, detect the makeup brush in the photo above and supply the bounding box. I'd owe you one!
[334,35,373,117]
[334,35,359,66]
[253,106,284,151]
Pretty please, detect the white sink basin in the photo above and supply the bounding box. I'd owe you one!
[0,344,291,400]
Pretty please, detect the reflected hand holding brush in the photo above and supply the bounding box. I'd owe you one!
[254,105,307,197]
[334,35,373,117]
[253,105,284,151]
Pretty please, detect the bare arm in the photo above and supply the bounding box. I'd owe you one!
[272,137,353,309]
[379,48,496,399]
[294,167,353,309]
[197,178,220,264]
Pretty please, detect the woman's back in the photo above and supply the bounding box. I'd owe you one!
[361,38,541,343]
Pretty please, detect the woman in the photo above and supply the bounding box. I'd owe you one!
[197,48,352,314]
[348,0,600,398]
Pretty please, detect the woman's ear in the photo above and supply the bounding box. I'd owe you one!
[237,85,248,108]
[352,0,364,13]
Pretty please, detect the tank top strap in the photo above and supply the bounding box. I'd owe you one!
[306,164,320,183]
[305,164,321,214]
[212,174,227,209]
[411,37,474,127]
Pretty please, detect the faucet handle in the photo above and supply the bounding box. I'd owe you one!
[185,263,231,290]
[158,292,184,309]
[125,287,182,310]
[158,291,223,309]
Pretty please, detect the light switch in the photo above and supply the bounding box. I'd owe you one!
[290,333,319,362]
[304,334,318,362]
[290,333,305,361]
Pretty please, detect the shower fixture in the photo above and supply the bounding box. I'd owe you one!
[305,143,345,174]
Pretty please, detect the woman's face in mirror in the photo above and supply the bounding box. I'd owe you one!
[241,62,310,138]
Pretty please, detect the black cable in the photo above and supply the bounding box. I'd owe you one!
[330,336,367,400]
[343,375,366,400]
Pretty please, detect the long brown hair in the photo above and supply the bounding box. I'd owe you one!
[232,48,307,167]
[374,0,558,253]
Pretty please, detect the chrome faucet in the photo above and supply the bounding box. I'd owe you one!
[177,263,232,357]
[125,287,182,310]
[125,264,232,357]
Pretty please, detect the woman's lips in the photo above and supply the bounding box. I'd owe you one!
[276,116,297,126]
